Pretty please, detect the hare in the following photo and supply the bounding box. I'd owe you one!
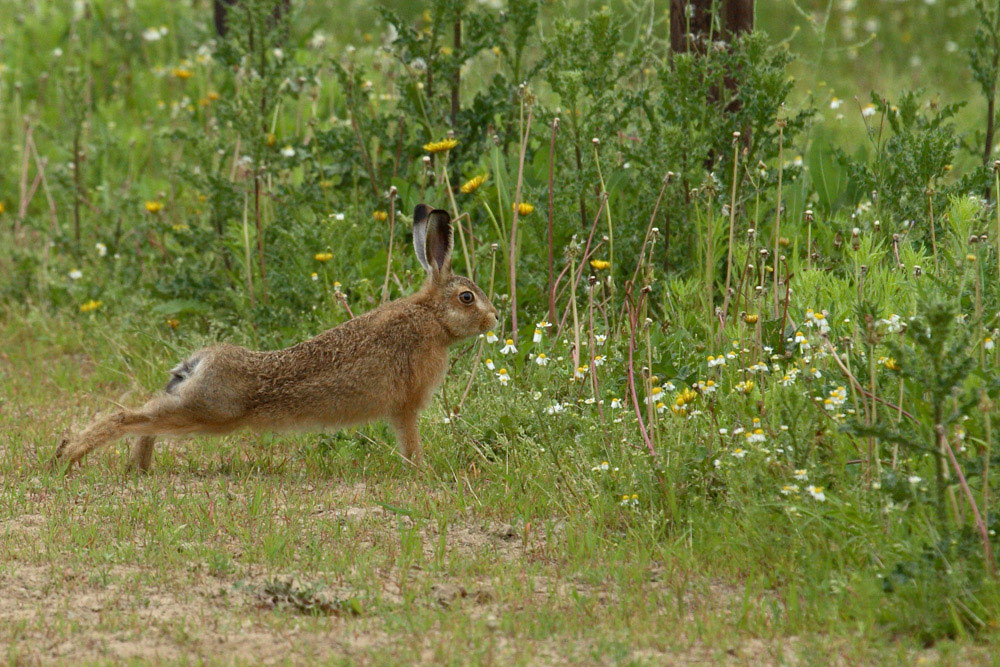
[55,204,498,472]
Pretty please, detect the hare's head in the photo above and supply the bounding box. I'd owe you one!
[413,204,498,341]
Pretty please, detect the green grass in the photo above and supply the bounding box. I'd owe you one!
[0,308,995,664]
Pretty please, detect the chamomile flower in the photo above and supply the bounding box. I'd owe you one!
[535,353,550,366]
[69,269,83,280]
[485,358,495,371]
[807,485,827,502]
[780,484,800,495]
[985,337,995,351]
[620,494,639,507]
[746,429,766,444]
[532,328,543,343]
[610,397,623,409]
[591,461,610,472]
[545,403,565,415]
[793,469,809,481]
[485,331,499,344]
[280,145,296,157]
[500,339,517,354]
[593,355,606,367]
[496,368,510,385]
[732,448,747,459]
[707,355,726,368]
[574,365,588,380]
[595,334,607,346]
[908,475,922,485]
[95,242,107,257]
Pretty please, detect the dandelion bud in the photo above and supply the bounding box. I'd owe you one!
[969,234,979,245]
[388,185,398,198]
[592,137,600,146]
[914,265,922,276]
[759,248,769,257]
[733,131,741,139]
[748,227,756,237]
[834,232,843,249]
[873,220,880,230]
[870,190,878,203]
[665,171,675,183]
[892,233,899,242]
[805,209,813,222]
[490,243,499,253]
[994,160,1000,172]
[981,234,989,243]
[422,155,431,167]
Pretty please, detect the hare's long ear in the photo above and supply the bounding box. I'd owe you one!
[424,209,453,278]
[412,204,433,272]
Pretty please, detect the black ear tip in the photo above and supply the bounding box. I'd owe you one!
[431,208,452,225]
[413,203,432,221]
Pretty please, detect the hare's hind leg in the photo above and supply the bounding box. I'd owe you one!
[129,436,157,472]
[56,395,189,471]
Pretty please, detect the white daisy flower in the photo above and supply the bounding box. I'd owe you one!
[500,339,517,354]
[807,485,826,502]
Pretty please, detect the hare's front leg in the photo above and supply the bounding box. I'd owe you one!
[390,412,424,466]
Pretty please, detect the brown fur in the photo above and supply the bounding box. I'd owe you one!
[55,206,497,471]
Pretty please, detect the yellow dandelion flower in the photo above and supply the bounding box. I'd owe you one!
[743,313,759,324]
[165,318,180,329]
[439,46,453,56]
[589,259,610,271]
[423,138,459,153]
[207,91,220,101]
[80,299,103,313]
[266,133,277,147]
[144,201,164,214]
[514,202,534,216]
[461,174,487,194]
[0,201,4,214]
[171,68,193,80]
[314,252,334,262]
[884,357,900,371]
[373,210,388,222]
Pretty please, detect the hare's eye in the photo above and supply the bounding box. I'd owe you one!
[459,291,475,305]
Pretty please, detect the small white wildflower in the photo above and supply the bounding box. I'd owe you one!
[535,353,550,366]
[908,475,922,485]
[495,368,510,386]
[95,242,107,257]
[486,331,499,344]
[485,358,495,371]
[281,145,296,157]
[500,339,517,354]
[69,269,83,280]
[533,329,543,343]
[807,485,827,502]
